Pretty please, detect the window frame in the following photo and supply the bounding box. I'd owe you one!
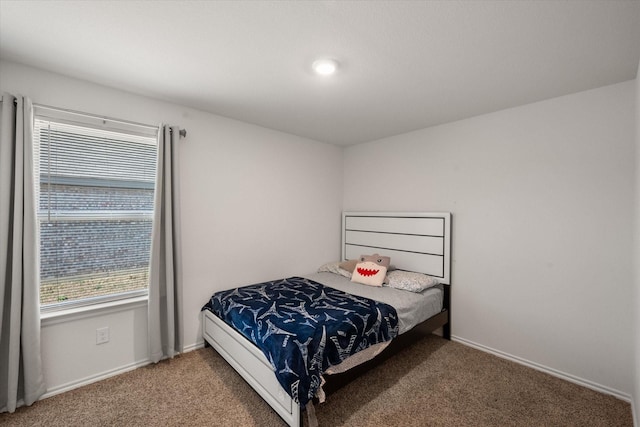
[33,105,159,313]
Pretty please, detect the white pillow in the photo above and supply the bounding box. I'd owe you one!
[385,270,439,292]
[317,261,352,278]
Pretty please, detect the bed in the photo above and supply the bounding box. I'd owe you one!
[201,212,451,426]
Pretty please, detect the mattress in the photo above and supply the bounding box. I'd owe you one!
[303,271,443,335]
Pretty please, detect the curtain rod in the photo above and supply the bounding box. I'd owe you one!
[30,102,187,139]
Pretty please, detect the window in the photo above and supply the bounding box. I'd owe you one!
[33,106,158,311]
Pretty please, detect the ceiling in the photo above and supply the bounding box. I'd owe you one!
[1,1,639,146]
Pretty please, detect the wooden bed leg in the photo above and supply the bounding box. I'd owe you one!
[443,322,451,340]
[443,284,451,340]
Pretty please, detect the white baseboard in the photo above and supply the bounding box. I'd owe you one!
[451,335,631,403]
[41,341,206,401]
[183,340,205,353]
[41,358,152,400]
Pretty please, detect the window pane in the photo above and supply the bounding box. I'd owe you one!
[40,219,152,304]
[34,111,158,309]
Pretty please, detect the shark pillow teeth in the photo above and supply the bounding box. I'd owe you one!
[351,254,390,287]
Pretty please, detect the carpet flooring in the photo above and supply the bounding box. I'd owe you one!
[0,334,632,426]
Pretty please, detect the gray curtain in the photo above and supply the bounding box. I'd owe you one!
[148,125,183,363]
[0,94,46,412]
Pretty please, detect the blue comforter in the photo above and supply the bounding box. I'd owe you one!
[202,276,399,407]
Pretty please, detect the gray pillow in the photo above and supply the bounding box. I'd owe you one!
[384,270,439,292]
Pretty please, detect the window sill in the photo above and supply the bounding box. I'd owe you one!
[41,296,148,327]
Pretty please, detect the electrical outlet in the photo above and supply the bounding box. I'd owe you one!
[96,327,110,345]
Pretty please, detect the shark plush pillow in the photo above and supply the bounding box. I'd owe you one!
[351,254,391,287]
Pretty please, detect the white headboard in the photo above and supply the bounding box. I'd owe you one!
[342,212,451,285]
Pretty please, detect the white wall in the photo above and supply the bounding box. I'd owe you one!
[0,60,343,394]
[344,81,636,398]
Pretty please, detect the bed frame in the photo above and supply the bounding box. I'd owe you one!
[202,212,452,427]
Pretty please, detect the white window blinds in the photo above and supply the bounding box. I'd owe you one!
[33,107,158,310]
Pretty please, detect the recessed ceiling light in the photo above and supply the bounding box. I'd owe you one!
[312,59,339,76]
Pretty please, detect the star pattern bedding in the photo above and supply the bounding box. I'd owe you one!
[202,276,399,408]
